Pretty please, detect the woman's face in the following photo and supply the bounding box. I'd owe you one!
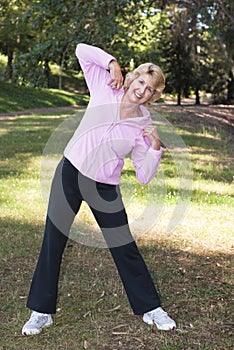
[125,73,155,105]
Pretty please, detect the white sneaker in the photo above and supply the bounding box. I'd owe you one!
[143,307,176,330]
[22,311,53,335]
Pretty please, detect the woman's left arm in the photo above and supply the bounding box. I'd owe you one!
[131,131,163,184]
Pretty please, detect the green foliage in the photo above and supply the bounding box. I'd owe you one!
[200,0,234,102]
[0,0,33,80]
[0,0,233,102]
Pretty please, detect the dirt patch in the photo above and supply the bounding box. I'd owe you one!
[152,104,234,133]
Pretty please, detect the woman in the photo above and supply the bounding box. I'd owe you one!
[22,43,176,335]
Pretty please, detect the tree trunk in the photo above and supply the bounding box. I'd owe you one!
[44,60,50,88]
[7,46,13,82]
[195,87,200,105]
[227,69,234,103]
[177,90,181,105]
[58,71,62,90]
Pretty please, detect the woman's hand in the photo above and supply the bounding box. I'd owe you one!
[143,125,161,150]
[108,60,124,90]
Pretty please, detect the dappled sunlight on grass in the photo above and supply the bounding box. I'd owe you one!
[192,179,233,196]
[179,128,222,141]
[139,204,233,254]
[0,81,89,113]
[1,110,233,248]
[0,108,233,349]
[0,177,45,222]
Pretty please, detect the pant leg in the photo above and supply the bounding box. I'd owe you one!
[88,182,161,315]
[27,158,82,314]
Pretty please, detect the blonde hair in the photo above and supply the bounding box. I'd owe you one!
[124,63,165,105]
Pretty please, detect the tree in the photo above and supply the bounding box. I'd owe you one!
[0,0,233,104]
[12,0,79,87]
[204,0,234,102]
[10,0,164,87]
[0,0,32,81]
[157,5,195,105]
[152,0,234,104]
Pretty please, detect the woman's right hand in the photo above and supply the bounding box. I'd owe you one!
[108,60,124,90]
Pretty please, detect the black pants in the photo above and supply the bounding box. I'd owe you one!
[27,158,160,315]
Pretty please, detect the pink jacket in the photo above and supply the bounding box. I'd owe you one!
[64,43,162,185]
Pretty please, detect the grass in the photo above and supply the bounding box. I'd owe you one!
[0,106,233,349]
[0,80,89,113]
[0,57,89,113]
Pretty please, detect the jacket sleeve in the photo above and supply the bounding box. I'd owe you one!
[131,135,163,184]
[76,43,116,96]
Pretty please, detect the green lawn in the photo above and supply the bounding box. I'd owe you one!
[0,80,89,113]
[0,107,233,349]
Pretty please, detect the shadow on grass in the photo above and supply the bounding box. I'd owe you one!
[152,104,234,135]
[0,113,77,179]
[0,81,89,113]
[0,216,233,350]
